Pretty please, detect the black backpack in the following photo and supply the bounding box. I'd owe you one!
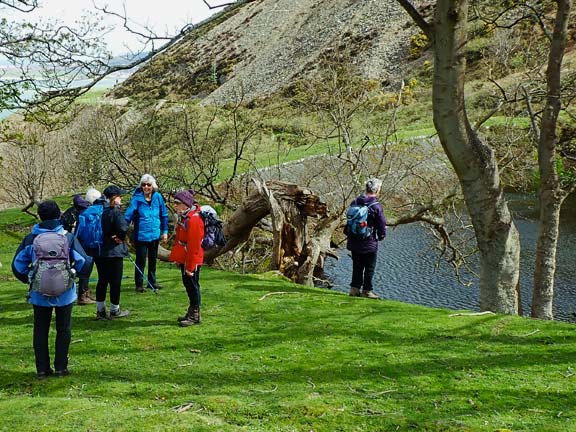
[60,207,79,233]
[199,210,227,250]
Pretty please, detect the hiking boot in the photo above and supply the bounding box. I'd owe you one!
[95,309,109,320]
[36,368,54,380]
[55,369,70,378]
[349,287,361,297]
[361,290,380,299]
[110,309,130,319]
[179,317,200,327]
[179,308,200,326]
[135,285,144,293]
[77,290,96,305]
[177,306,195,322]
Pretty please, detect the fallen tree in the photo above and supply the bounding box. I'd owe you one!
[159,179,338,286]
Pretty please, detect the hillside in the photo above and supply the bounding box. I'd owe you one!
[111,0,421,103]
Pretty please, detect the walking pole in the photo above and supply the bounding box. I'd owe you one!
[127,254,158,294]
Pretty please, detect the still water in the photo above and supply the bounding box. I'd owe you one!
[325,193,576,322]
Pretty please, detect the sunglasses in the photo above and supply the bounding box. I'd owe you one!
[142,183,153,187]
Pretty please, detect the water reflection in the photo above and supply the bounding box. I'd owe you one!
[325,193,576,322]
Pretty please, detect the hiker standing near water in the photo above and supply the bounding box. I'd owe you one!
[345,178,387,299]
[94,185,130,320]
[169,189,204,327]
[12,200,92,379]
[124,174,169,292]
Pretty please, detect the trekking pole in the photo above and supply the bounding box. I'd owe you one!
[127,254,158,294]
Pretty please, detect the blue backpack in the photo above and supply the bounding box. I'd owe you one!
[345,200,379,239]
[75,204,104,251]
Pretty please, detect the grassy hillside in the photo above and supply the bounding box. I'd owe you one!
[0,210,575,431]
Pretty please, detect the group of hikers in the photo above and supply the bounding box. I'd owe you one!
[11,175,207,379]
[10,175,386,380]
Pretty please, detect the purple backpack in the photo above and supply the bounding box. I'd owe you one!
[30,232,75,296]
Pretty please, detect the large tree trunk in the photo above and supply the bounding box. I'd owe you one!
[433,0,520,314]
[532,0,573,320]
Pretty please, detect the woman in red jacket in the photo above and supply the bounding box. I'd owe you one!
[169,189,204,327]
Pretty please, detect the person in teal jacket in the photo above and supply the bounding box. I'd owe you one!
[124,174,169,292]
[12,200,92,379]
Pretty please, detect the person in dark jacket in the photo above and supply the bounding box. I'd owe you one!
[94,185,130,320]
[60,194,96,305]
[346,178,387,299]
[12,200,92,379]
[124,174,169,292]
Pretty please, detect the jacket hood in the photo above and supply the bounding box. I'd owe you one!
[73,194,91,210]
[131,187,159,202]
[93,197,107,206]
[31,220,64,235]
[354,194,378,206]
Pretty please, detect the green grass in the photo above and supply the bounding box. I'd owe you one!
[0,211,575,431]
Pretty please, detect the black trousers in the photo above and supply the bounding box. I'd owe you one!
[350,251,378,291]
[94,257,124,305]
[134,239,159,287]
[33,303,73,373]
[181,265,201,309]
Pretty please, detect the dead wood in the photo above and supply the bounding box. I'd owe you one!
[159,179,336,286]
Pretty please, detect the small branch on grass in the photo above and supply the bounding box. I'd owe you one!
[307,377,316,389]
[448,311,495,317]
[172,403,204,414]
[518,329,540,337]
[259,291,300,301]
[70,339,84,344]
[351,409,391,417]
[252,385,279,393]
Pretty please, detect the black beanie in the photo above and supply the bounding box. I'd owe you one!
[37,200,61,221]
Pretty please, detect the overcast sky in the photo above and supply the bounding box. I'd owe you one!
[13,0,221,55]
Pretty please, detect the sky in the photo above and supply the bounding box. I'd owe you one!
[12,0,222,55]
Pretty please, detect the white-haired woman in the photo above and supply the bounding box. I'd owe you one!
[345,178,387,299]
[124,174,169,292]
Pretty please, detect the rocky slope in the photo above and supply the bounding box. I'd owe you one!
[111,0,420,103]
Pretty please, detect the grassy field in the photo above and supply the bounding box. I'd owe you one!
[1,211,575,431]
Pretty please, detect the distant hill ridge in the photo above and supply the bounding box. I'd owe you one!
[111,0,420,103]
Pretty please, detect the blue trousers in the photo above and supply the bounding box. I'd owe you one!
[134,239,159,287]
[350,251,378,291]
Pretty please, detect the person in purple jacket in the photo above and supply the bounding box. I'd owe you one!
[346,178,387,299]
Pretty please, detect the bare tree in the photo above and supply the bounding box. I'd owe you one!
[397,0,521,314]
[1,123,50,211]
[0,0,238,119]
[532,0,575,319]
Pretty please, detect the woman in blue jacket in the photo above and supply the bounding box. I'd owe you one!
[12,201,92,380]
[124,174,169,292]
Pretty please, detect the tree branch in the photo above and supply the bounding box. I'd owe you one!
[395,0,434,42]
